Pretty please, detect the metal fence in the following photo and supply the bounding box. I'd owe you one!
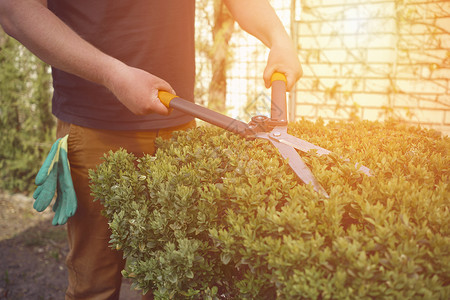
[195,0,450,135]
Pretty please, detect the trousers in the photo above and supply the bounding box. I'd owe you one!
[57,120,195,300]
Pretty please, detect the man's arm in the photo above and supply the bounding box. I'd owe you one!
[223,0,302,91]
[0,0,172,115]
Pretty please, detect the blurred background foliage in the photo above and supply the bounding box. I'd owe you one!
[0,33,54,192]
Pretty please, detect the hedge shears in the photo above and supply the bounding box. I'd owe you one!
[158,73,371,198]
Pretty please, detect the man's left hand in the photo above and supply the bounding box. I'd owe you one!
[263,37,303,92]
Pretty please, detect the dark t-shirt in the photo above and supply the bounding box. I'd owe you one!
[48,0,195,130]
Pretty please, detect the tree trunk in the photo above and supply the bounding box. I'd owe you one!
[207,1,234,113]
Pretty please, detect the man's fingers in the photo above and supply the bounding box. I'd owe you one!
[264,67,303,92]
[285,69,302,91]
[151,80,177,115]
[263,65,276,88]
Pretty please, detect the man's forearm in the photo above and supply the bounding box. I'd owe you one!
[0,0,174,115]
[0,0,123,89]
[223,0,291,48]
[223,0,302,90]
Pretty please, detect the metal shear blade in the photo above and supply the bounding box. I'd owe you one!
[266,128,372,177]
[268,129,332,156]
[256,127,330,198]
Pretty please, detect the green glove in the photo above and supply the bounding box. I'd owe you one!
[33,137,62,212]
[33,135,77,225]
[52,136,77,225]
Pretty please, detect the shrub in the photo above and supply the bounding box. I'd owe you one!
[90,119,449,299]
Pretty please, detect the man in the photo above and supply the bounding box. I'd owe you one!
[0,0,302,298]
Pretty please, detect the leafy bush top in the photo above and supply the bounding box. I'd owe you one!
[90,119,450,299]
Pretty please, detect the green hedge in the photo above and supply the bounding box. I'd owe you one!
[90,119,449,299]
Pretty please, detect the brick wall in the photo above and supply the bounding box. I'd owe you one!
[295,0,450,136]
[195,0,449,136]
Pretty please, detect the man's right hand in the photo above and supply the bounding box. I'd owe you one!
[104,63,176,116]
